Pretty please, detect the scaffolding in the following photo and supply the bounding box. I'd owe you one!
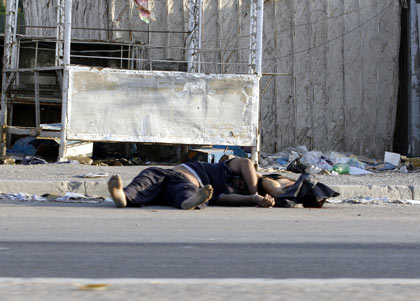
[1,0,264,161]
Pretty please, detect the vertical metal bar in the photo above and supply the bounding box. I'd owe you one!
[59,0,73,160]
[121,45,124,68]
[186,0,194,71]
[128,44,132,69]
[255,0,264,76]
[3,0,18,70]
[187,0,202,72]
[56,0,65,66]
[15,38,21,86]
[197,0,202,73]
[59,67,69,160]
[35,41,39,68]
[250,0,264,165]
[63,0,72,65]
[1,0,18,156]
[248,0,257,74]
[0,75,9,157]
[34,71,41,133]
[10,0,19,70]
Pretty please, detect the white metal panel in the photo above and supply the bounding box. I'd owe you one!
[65,66,259,146]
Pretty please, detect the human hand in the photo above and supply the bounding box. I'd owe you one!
[254,194,275,207]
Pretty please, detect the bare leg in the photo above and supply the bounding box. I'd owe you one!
[108,175,127,208]
[181,184,214,210]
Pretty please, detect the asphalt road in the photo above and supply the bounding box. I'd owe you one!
[1,201,420,278]
[1,201,420,299]
[1,241,420,278]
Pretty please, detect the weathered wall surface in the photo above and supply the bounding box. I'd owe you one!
[66,66,259,146]
[23,0,401,158]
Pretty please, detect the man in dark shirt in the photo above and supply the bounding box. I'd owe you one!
[108,157,280,210]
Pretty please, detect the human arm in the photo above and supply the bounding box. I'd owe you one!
[227,158,260,195]
[214,193,275,207]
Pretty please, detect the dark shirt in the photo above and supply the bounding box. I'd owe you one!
[184,161,240,201]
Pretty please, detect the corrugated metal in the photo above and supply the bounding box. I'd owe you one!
[24,0,402,158]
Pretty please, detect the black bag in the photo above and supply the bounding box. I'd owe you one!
[274,173,339,208]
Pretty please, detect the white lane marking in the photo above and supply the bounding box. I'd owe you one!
[0,278,420,285]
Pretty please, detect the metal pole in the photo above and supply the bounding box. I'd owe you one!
[197,0,202,73]
[59,0,73,160]
[248,0,257,74]
[250,0,264,165]
[3,0,18,69]
[186,0,194,72]
[63,0,72,65]
[187,0,202,72]
[1,0,19,156]
[56,0,65,66]
[255,0,264,76]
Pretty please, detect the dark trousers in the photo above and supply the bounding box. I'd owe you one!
[123,167,199,209]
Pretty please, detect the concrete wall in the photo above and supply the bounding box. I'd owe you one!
[23,0,402,158]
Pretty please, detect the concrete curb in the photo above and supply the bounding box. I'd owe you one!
[0,180,108,197]
[0,180,419,201]
[330,185,420,201]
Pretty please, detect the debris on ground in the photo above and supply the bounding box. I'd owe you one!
[260,146,419,175]
[0,192,111,204]
[75,173,109,178]
[327,197,420,205]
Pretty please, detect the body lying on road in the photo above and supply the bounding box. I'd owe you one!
[108,158,339,210]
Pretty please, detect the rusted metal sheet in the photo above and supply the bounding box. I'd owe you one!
[65,66,259,146]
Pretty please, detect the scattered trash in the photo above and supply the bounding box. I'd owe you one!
[1,157,15,165]
[0,192,47,202]
[367,162,396,171]
[328,197,420,205]
[66,155,93,165]
[401,156,420,168]
[75,173,109,178]
[261,146,417,175]
[6,136,38,157]
[21,156,48,165]
[286,158,306,173]
[77,284,108,291]
[349,166,373,175]
[332,163,350,175]
[384,151,401,166]
[0,192,108,204]
[7,136,59,162]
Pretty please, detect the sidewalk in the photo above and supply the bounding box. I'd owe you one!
[0,164,419,202]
